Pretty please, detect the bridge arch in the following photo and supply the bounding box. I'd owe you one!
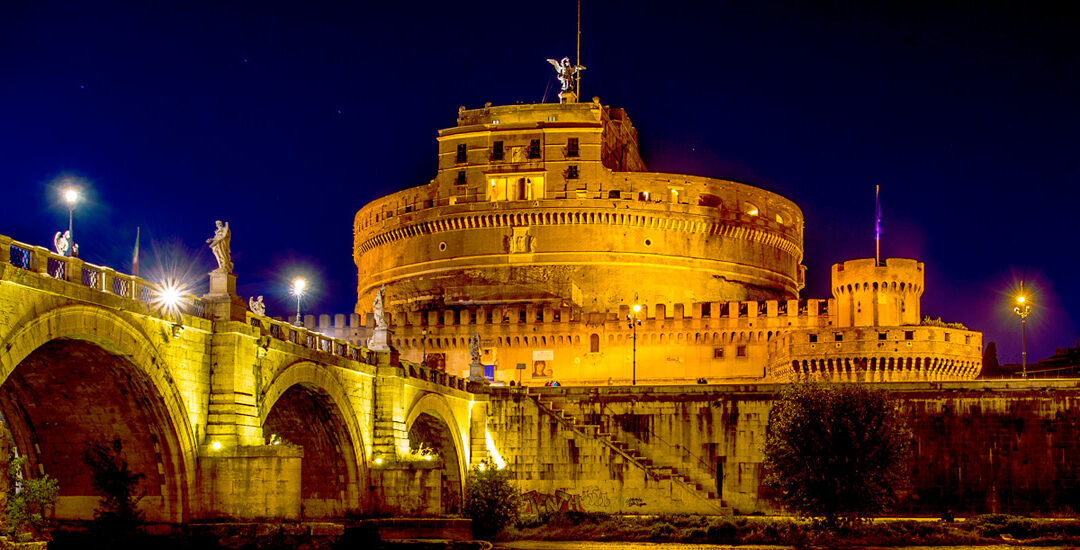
[260,361,367,517]
[0,304,197,523]
[404,392,466,514]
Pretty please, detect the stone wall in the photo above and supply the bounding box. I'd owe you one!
[487,380,1080,517]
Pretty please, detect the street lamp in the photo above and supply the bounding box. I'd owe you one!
[1013,283,1032,378]
[627,304,642,385]
[291,278,306,326]
[421,328,428,367]
[63,187,79,256]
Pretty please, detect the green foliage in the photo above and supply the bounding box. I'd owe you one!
[5,454,59,539]
[83,439,146,535]
[920,316,968,330]
[464,459,519,540]
[763,383,912,528]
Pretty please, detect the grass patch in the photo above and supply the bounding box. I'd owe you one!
[503,513,1080,546]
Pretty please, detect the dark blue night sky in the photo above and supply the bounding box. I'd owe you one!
[1,1,1077,365]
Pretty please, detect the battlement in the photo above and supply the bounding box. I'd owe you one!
[769,324,982,382]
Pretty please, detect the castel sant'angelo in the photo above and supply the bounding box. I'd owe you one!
[344,83,982,386]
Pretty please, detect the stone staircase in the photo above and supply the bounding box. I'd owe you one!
[529,391,731,515]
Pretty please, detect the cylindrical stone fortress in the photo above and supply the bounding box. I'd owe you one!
[354,100,805,316]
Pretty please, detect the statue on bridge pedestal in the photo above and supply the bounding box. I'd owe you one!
[467,332,488,383]
[53,230,77,258]
[367,285,391,351]
[248,295,265,316]
[206,220,232,274]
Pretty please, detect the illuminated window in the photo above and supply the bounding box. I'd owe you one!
[638,191,650,201]
[456,144,467,163]
[775,213,785,224]
[456,171,466,186]
[744,202,759,216]
[492,141,504,161]
[567,165,579,179]
[527,139,541,159]
[567,137,579,157]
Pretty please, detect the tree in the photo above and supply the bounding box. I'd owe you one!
[5,455,59,541]
[83,440,145,536]
[465,459,519,540]
[763,383,912,527]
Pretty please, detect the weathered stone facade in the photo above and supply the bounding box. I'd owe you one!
[487,382,1080,516]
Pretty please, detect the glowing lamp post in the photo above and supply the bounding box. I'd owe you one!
[421,328,428,367]
[627,304,642,385]
[1013,284,1032,378]
[291,278,307,326]
[63,187,79,255]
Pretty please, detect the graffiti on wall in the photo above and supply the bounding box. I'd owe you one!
[521,490,584,514]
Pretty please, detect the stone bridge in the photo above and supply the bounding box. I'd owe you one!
[0,234,490,524]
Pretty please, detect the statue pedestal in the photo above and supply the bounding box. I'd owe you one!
[367,326,392,352]
[204,271,247,322]
[467,361,489,384]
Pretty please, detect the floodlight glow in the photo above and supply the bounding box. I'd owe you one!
[1017,296,1026,304]
[64,188,79,205]
[211,441,222,451]
[632,304,641,313]
[292,278,307,295]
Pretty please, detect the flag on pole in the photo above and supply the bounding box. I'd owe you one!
[132,226,140,276]
[875,185,882,241]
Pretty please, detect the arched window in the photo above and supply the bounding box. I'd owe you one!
[590,333,600,353]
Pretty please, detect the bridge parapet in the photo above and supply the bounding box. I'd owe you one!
[0,234,210,321]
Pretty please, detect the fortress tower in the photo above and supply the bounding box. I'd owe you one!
[353,99,805,318]
[340,97,980,386]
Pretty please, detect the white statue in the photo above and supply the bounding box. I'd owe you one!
[206,220,232,273]
[469,333,481,364]
[53,230,77,258]
[546,57,585,92]
[372,284,387,328]
[249,295,265,316]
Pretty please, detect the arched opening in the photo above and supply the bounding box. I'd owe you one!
[408,413,463,515]
[0,338,188,522]
[263,384,360,518]
[590,333,600,353]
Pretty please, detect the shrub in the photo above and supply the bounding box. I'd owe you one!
[763,383,912,528]
[465,459,519,540]
[5,454,59,540]
[83,439,145,536]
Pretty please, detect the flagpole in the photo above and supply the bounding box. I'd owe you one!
[875,185,881,266]
[133,226,140,276]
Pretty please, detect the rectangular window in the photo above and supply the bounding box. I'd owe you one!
[701,303,712,318]
[527,139,541,159]
[456,171,466,186]
[878,332,887,341]
[808,334,818,343]
[567,165,579,179]
[736,345,747,357]
[834,332,843,342]
[492,140,504,161]
[567,137,579,157]
[904,330,914,340]
[713,347,724,359]
[944,333,951,342]
[456,144,467,163]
